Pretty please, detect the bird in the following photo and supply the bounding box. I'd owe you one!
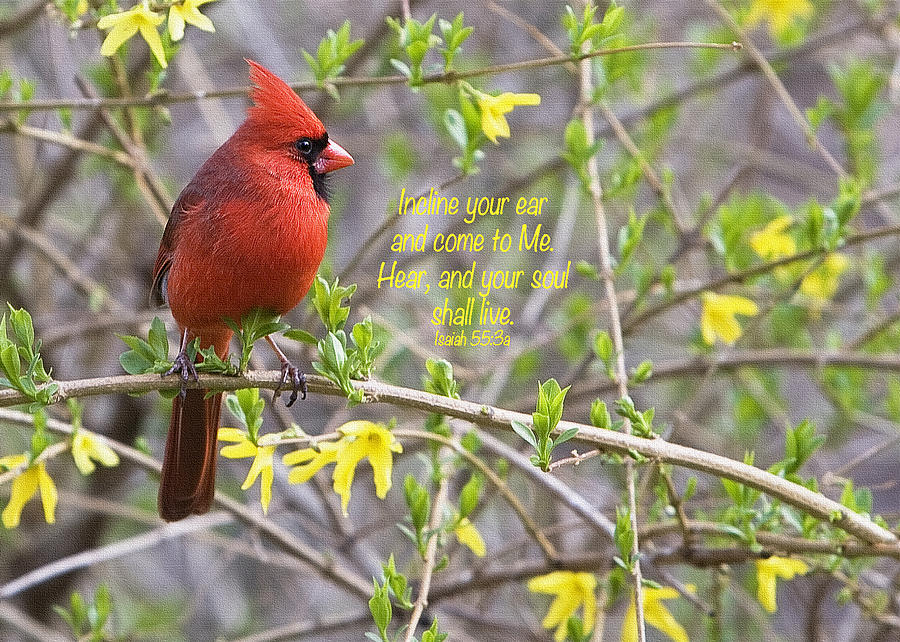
[150,60,354,521]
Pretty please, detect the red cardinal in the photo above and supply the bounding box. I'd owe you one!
[151,60,353,521]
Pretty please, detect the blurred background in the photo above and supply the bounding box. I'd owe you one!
[1,0,900,640]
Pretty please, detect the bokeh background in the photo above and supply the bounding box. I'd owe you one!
[1,0,900,640]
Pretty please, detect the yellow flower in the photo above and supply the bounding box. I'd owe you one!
[168,0,216,42]
[756,556,808,613]
[332,421,403,516]
[76,0,89,15]
[454,516,486,557]
[700,292,759,345]
[750,216,796,261]
[283,441,341,484]
[218,427,278,514]
[283,420,403,517]
[1,455,58,529]
[71,429,120,475]
[622,586,689,642]
[746,0,814,38]
[527,571,596,641]
[800,253,849,302]
[97,2,167,69]
[476,91,541,144]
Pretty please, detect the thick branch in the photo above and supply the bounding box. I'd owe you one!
[1,372,894,546]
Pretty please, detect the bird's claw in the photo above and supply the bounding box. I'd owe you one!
[274,360,307,407]
[165,350,199,398]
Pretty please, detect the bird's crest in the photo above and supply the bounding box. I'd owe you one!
[246,59,325,139]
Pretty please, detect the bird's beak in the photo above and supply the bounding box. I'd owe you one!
[314,139,354,174]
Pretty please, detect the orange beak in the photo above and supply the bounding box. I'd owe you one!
[315,139,354,174]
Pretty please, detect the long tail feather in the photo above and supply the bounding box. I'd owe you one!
[158,389,222,521]
[158,329,231,522]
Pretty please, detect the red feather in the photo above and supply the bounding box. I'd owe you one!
[152,60,351,521]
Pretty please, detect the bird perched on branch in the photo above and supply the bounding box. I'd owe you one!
[150,60,354,521]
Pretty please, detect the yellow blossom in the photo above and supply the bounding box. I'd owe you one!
[700,292,759,345]
[168,0,216,42]
[622,586,689,642]
[746,0,814,38]
[476,91,541,144]
[800,253,849,302]
[527,571,596,641]
[756,556,808,613]
[454,516,486,557]
[1,455,58,529]
[332,421,402,516]
[98,3,167,69]
[283,441,341,484]
[71,429,120,475]
[750,216,796,261]
[76,0,89,15]
[218,427,277,514]
[283,420,403,517]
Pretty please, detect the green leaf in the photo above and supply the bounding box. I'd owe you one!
[553,427,579,448]
[459,473,482,518]
[0,343,21,382]
[119,349,153,375]
[629,359,653,384]
[147,316,169,360]
[444,108,467,150]
[7,305,35,352]
[511,420,538,449]
[0,70,11,98]
[424,357,459,399]
[225,388,265,441]
[404,474,431,535]
[284,328,318,344]
[421,618,449,642]
[590,399,611,429]
[368,578,392,641]
[593,330,613,365]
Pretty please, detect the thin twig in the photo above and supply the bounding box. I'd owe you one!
[0,409,374,599]
[396,428,560,559]
[0,512,233,598]
[577,2,646,637]
[622,222,900,333]
[0,119,136,166]
[0,212,121,311]
[0,41,741,112]
[702,0,846,178]
[402,476,448,642]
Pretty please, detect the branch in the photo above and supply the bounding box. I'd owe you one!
[577,2,645,637]
[623,222,900,333]
[568,348,900,398]
[1,373,897,547]
[0,408,373,600]
[396,429,559,559]
[0,512,233,599]
[0,41,740,112]
[402,476,448,642]
[702,0,846,178]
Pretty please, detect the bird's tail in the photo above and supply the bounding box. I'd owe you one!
[158,330,232,522]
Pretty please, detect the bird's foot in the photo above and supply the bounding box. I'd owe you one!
[165,349,199,398]
[273,360,307,407]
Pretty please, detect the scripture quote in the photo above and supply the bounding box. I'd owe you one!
[377,188,571,348]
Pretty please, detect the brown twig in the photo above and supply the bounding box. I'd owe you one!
[0,41,741,112]
[0,373,897,547]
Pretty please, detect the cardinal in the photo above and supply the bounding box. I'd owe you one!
[150,60,353,521]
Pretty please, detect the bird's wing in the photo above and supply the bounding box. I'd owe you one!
[150,185,205,308]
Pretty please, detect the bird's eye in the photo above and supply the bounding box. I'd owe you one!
[296,139,312,155]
